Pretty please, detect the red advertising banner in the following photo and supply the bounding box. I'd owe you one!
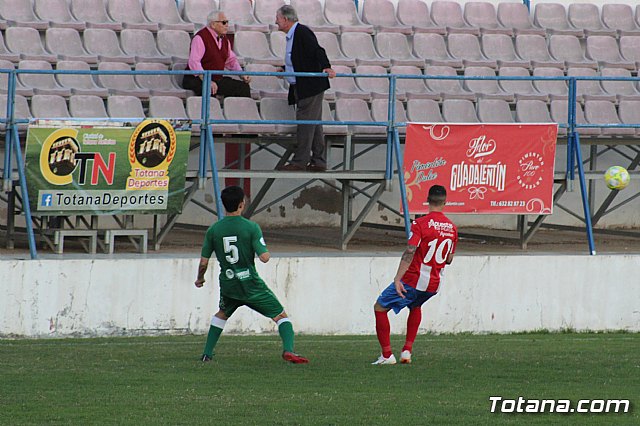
[403,123,558,214]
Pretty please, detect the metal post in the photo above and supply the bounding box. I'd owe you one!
[566,77,577,191]
[11,125,38,259]
[3,70,16,192]
[573,132,596,255]
[385,75,396,182]
[198,71,210,189]
[392,128,411,238]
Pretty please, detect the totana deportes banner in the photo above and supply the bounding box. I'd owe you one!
[25,119,191,215]
[403,123,558,214]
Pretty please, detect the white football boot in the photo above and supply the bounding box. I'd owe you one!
[400,350,412,364]
[371,354,397,365]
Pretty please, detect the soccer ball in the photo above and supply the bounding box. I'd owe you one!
[604,166,630,190]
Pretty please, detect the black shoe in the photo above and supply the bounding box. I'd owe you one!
[201,354,212,362]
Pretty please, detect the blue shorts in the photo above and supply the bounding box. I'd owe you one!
[376,282,437,314]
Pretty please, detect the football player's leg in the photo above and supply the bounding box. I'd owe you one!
[202,298,236,360]
[401,308,422,363]
[374,282,413,360]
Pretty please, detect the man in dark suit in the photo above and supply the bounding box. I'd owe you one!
[275,5,336,172]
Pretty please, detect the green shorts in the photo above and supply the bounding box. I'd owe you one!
[219,288,284,319]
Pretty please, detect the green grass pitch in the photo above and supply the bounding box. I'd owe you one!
[1,333,638,425]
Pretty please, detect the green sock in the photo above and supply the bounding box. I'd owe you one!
[278,320,295,353]
[203,325,223,357]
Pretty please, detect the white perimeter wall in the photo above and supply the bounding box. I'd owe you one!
[1,254,639,338]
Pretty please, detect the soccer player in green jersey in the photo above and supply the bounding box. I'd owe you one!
[195,185,309,364]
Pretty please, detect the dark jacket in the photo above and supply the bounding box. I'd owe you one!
[287,23,331,105]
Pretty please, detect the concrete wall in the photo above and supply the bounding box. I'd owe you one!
[2,254,639,338]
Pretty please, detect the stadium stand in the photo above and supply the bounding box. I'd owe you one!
[290,0,340,34]
[515,34,564,69]
[135,62,191,99]
[567,3,616,37]
[34,0,86,31]
[618,36,640,69]
[181,0,214,27]
[424,65,475,101]
[395,0,445,35]
[18,60,71,97]
[69,0,122,31]
[514,99,564,133]
[548,35,598,70]
[82,28,135,64]
[354,65,405,101]
[533,2,584,37]
[244,63,289,100]
[233,31,283,66]
[325,65,371,101]
[463,66,514,102]
[156,30,191,64]
[259,97,297,134]
[324,0,374,34]
[106,95,145,118]
[481,33,530,69]
[69,94,108,118]
[601,4,640,37]
[268,30,286,59]
[148,95,189,119]
[550,100,599,136]
[374,33,423,68]
[498,67,548,102]
[120,29,172,65]
[186,96,240,134]
[406,98,443,122]
[430,0,480,35]
[340,32,390,67]
[600,68,640,102]
[585,36,636,70]
[389,65,440,101]
[0,60,34,96]
[441,99,479,122]
[334,98,384,135]
[412,33,463,69]
[223,97,277,134]
[253,0,285,32]
[97,62,150,98]
[0,94,30,132]
[447,33,498,69]
[567,67,616,103]
[56,60,109,97]
[0,0,49,30]
[219,0,269,33]
[30,94,70,118]
[463,1,513,36]
[584,100,635,136]
[370,99,407,134]
[533,66,574,101]
[362,0,412,35]
[143,0,194,32]
[476,98,514,123]
[496,2,546,36]
[314,32,356,68]
[618,100,640,135]
[0,31,20,63]
[5,27,56,63]
[45,28,99,65]
[321,100,348,136]
[107,0,159,31]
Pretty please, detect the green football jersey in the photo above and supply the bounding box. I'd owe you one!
[201,216,269,299]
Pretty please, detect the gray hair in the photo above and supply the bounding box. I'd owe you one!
[207,10,223,24]
[277,5,298,22]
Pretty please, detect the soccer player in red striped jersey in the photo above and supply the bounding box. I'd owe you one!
[372,185,458,365]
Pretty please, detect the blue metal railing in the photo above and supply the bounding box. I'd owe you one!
[4,67,640,257]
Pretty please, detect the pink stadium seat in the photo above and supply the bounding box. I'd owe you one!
[143,0,195,32]
[441,99,479,123]
[70,0,122,31]
[406,99,443,123]
[108,0,159,32]
[496,3,546,36]
[34,0,86,31]
[396,0,445,35]
[533,3,584,37]
[362,0,412,35]
[567,3,616,37]
[324,0,374,34]
[69,95,108,118]
[290,0,340,34]
[0,0,49,30]
[464,1,513,36]
[430,0,480,35]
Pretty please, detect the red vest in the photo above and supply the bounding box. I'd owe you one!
[189,27,231,82]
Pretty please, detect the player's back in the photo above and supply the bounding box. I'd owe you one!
[403,211,458,292]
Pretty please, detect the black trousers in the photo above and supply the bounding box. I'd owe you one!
[182,75,251,98]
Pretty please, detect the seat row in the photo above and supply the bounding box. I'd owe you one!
[3,94,639,139]
[4,59,640,106]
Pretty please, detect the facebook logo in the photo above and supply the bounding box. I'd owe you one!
[41,194,53,207]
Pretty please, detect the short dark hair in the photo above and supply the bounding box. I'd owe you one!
[221,186,245,212]
[427,185,447,206]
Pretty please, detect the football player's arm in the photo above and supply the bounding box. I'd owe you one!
[258,252,270,263]
[195,257,209,287]
[393,244,417,298]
